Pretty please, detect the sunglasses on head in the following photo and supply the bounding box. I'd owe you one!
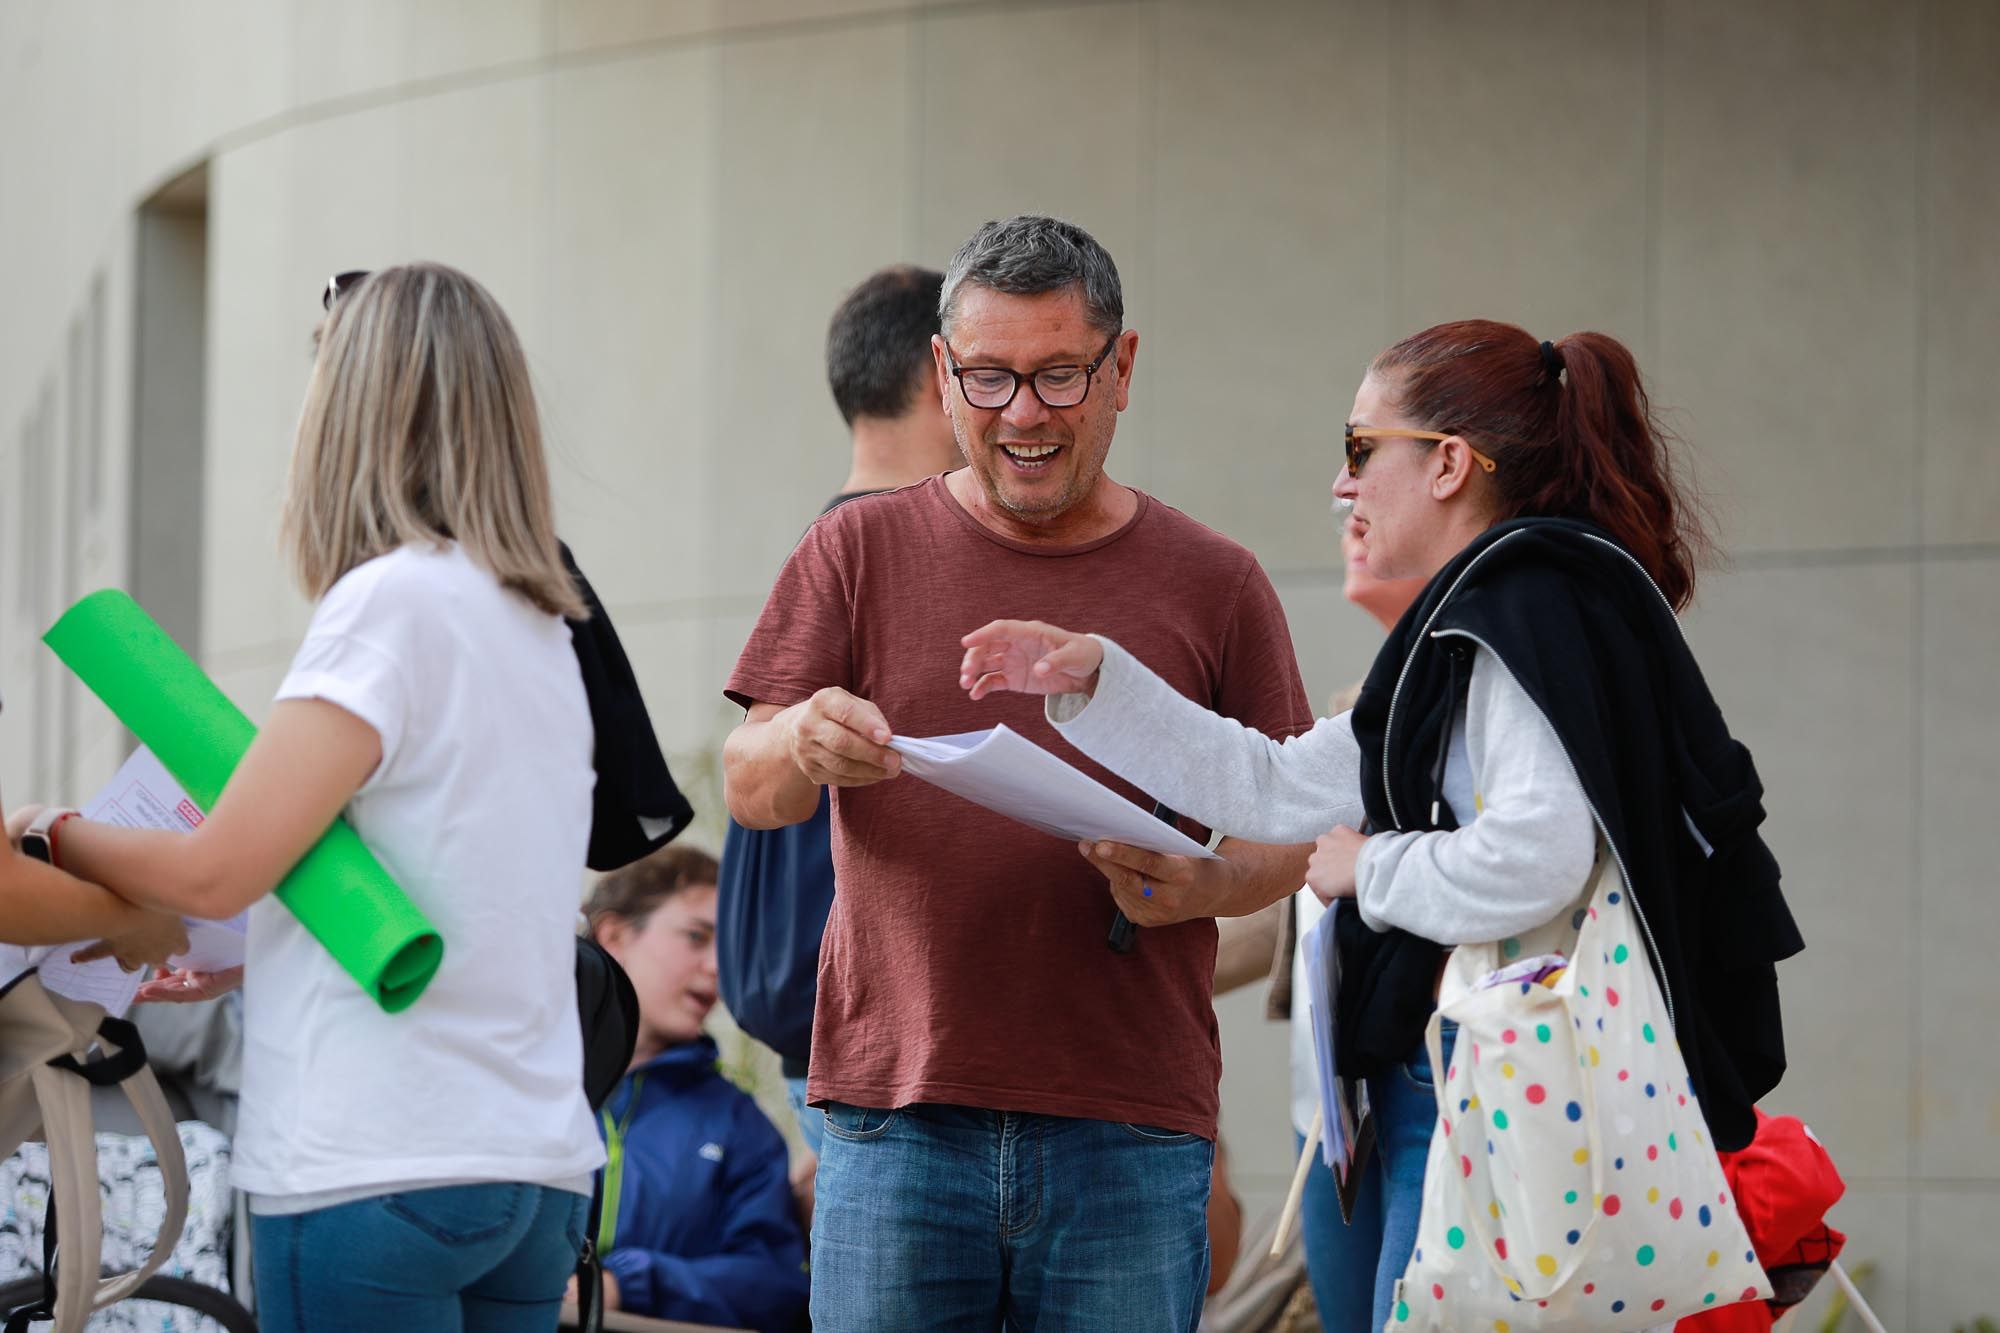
[322,270,372,311]
[1343,423,1498,479]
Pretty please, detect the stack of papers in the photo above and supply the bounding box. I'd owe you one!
[1302,902,1369,1205]
[888,725,1219,860]
[0,747,246,1014]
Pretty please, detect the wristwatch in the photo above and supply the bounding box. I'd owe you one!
[20,807,80,866]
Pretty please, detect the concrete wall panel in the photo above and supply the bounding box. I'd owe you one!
[1682,564,1915,1179]
[1656,0,1919,555]
[1921,2,2000,545]
[1399,0,1649,345]
[1917,562,2000,1181]
[544,48,718,613]
[709,20,916,602]
[1147,0,1385,570]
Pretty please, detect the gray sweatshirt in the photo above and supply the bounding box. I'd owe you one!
[1048,636,1596,945]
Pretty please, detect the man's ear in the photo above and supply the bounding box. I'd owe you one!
[931,334,954,413]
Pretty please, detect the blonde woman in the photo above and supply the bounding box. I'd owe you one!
[6,264,601,1331]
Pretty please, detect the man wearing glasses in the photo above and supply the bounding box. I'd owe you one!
[722,215,1314,1330]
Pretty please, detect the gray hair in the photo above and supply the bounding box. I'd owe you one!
[938,215,1124,340]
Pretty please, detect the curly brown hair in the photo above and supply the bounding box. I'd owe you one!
[583,843,719,935]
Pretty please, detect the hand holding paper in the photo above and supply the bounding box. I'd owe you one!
[781,687,902,787]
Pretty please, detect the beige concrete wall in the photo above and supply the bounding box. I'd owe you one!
[3,2,1995,1324]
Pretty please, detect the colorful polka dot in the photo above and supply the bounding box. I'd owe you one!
[1613,944,1629,963]
[1396,1299,1410,1322]
[1608,891,1621,904]
[1652,1299,1668,1313]
[1670,1198,1684,1220]
[1573,1147,1589,1165]
[1705,1293,1718,1305]
[1566,1229,1580,1244]
[1643,1023,1657,1043]
[1495,1238,1508,1260]
[1602,1194,1621,1216]
[1637,1244,1656,1266]
[1645,1083,1658,1098]
[1495,1320,1510,1333]
[1535,1023,1552,1043]
[1611,1300,1625,1314]
[1741,1287,1759,1301]
[1698,1205,1713,1227]
[1432,1284,1444,1300]
[1706,1250,1719,1267]
[1461,1155,1473,1178]
[1648,1186,1661,1204]
[1566,1101,1582,1121]
[1501,1061,1516,1079]
[1502,1028,1518,1044]
[1669,1132,1678,1151]
[1494,1109,1510,1129]
[1564,1190,1579,1204]
[1447,1226,1466,1250]
[1647,1144,1660,1161]
[1525,1084,1546,1104]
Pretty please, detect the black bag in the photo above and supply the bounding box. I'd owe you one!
[575,935,639,1114]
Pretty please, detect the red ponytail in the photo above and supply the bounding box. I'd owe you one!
[1371,320,1712,610]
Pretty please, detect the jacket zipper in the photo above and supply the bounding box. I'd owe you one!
[1428,625,1676,1030]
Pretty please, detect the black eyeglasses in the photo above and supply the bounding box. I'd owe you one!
[945,333,1119,410]
[322,270,372,311]
[1343,423,1497,479]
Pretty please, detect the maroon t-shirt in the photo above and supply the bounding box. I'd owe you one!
[725,476,1313,1137]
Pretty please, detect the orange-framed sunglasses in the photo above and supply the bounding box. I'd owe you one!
[1344,424,1498,479]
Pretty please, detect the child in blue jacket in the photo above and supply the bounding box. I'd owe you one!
[585,844,809,1332]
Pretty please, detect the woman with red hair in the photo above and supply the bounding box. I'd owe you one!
[959,320,1803,1330]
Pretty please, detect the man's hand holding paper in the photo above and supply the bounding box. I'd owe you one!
[779,687,903,787]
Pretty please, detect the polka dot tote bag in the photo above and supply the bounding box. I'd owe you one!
[1392,845,1770,1331]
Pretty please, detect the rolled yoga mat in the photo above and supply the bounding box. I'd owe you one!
[43,589,444,1013]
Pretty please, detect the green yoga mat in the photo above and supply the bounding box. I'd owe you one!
[43,589,444,1013]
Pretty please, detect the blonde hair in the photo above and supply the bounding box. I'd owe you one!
[282,262,586,619]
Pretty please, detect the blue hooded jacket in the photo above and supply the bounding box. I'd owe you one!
[596,1036,809,1331]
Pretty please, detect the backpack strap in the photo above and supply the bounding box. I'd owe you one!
[17,1004,189,1333]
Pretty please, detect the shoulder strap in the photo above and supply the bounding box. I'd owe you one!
[11,1000,189,1333]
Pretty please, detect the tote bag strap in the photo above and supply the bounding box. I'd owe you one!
[1426,864,1618,1301]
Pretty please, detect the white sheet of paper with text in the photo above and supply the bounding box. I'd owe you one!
[11,748,246,1014]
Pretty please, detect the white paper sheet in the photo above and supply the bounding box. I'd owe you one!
[4,748,245,1014]
[888,724,1221,860]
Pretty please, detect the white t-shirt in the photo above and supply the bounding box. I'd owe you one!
[232,542,603,1203]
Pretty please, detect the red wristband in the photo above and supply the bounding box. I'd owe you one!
[44,810,81,870]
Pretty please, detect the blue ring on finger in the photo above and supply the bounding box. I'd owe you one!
[1142,883,1152,897]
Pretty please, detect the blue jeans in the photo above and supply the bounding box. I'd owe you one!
[785,1073,826,1155]
[251,1183,588,1333]
[1301,1022,1456,1332]
[810,1102,1213,1332]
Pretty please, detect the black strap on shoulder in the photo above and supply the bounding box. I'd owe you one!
[46,1015,148,1086]
[572,1168,607,1333]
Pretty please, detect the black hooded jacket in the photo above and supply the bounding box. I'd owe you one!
[1339,517,1803,1152]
